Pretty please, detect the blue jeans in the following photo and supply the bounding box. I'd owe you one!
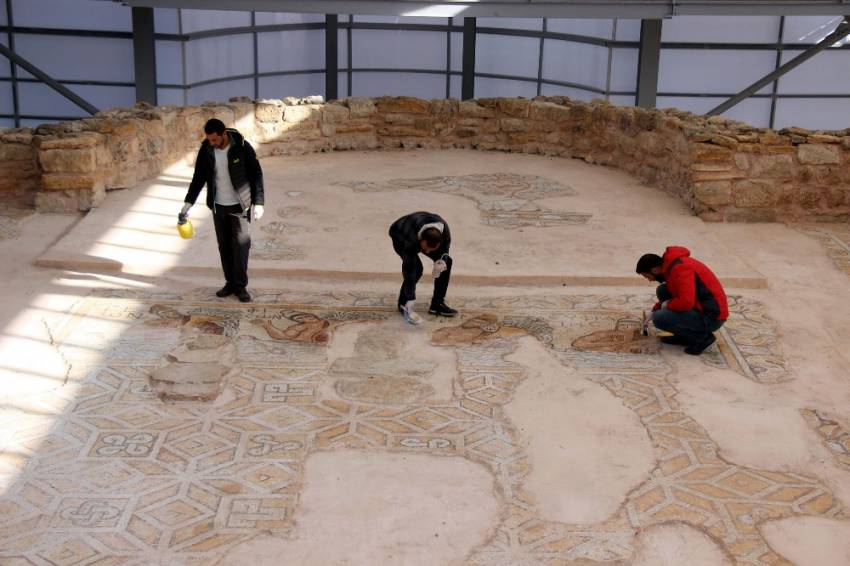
[652,284,724,344]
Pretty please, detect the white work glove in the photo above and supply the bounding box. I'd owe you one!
[252,204,264,221]
[432,259,447,278]
[403,300,422,325]
[178,202,192,224]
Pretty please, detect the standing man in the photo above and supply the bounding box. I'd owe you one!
[178,119,264,303]
[389,211,457,324]
[635,246,728,355]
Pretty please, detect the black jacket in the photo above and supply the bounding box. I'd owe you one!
[184,128,264,211]
[389,211,451,261]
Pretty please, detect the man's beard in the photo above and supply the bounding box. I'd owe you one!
[654,273,666,283]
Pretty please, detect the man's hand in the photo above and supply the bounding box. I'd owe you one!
[432,259,447,278]
[178,202,192,224]
[651,301,662,312]
[252,204,264,221]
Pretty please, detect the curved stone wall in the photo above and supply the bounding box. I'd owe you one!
[4,95,850,222]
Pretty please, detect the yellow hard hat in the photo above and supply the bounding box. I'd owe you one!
[177,219,194,239]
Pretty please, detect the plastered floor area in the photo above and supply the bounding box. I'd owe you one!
[1,149,850,566]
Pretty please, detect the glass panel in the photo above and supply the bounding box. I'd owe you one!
[540,83,595,102]
[474,77,537,98]
[0,36,11,78]
[22,118,61,127]
[656,96,771,128]
[354,15,447,25]
[156,41,183,85]
[11,0,131,31]
[476,18,542,31]
[0,1,7,26]
[18,82,89,117]
[188,77,253,105]
[0,82,14,114]
[608,94,635,107]
[351,72,444,98]
[71,84,136,112]
[450,32,463,71]
[255,12,324,25]
[783,16,846,45]
[0,119,14,127]
[662,16,780,43]
[609,48,638,93]
[542,40,608,90]
[353,30,446,71]
[774,98,850,130]
[258,73,324,100]
[450,74,461,99]
[157,88,185,106]
[777,49,850,94]
[258,30,325,73]
[338,29,349,69]
[154,8,179,34]
[185,34,253,84]
[659,49,775,95]
[181,9,251,33]
[13,35,134,82]
[615,20,642,41]
[476,35,539,78]
[547,19,614,39]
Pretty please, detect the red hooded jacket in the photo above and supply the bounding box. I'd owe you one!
[658,246,728,321]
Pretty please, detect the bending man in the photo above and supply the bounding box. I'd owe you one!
[389,211,457,324]
[178,119,264,303]
[635,246,728,355]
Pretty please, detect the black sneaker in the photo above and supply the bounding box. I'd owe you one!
[684,334,716,356]
[216,284,235,298]
[428,303,457,317]
[235,288,252,303]
[660,335,691,346]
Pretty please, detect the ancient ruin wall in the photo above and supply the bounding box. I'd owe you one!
[2,95,849,222]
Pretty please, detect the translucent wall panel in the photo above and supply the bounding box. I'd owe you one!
[475,77,537,98]
[450,74,461,99]
[354,15,444,25]
[774,98,850,130]
[547,19,614,38]
[608,94,635,107]
[609,48,638,93]
[18,82,89,117]
[156,41,183,85]
[0,119,15,127]
[659,50,775,95]
[351,72,445,98]
[541,83,595,102]
[12,0,130,31]
[657,96,771,127]
[157,88,185,106]
[353,30,445,70]
[450,32,462,72]
[71,85,136,111]
[256,12,324,25]
[0,36,11,78]
[338,72,348,98]
[185,35,253,84]
[339,29,348,69]
[258,30,324,73]
[259,73,324,99]
[181,10,251,34]
[784,16,845,44]
[0,1,7,26]
[662,16,780,43]
[542,41,608,90]
[477,18,542,31]
[615,20,642,41]
[188,78,253,105]
[154,8,179,34]
[477,35,538,78]
[0,82,14,114]
[14,35,134,82]
[777,50,850,94]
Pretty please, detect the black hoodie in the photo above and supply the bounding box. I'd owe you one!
[184,128,265,212]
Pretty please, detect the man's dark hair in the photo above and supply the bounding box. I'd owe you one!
[635,253,663,274]
[420,227,443,248]
[204,118,226,135]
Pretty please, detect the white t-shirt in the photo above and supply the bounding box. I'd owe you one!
[214,144,240,206]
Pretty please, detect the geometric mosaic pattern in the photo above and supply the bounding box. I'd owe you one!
[336,173,592,229]
[0,290,844,565]
[796,224,850,276]
[801,408,850,471]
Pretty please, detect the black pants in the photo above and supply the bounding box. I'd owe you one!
[652,283,724,344]
[213,204,251,289]
[391,238,452,307]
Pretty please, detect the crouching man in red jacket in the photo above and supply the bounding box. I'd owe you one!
[635,246,728,355]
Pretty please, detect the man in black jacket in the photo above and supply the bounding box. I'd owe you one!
[178,119,264,303]
[389,211,457,324]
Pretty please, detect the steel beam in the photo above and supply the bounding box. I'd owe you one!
[636,19,661,108]
[132,6,157,105]
[461,17,475,100]
[707,16,850,116]
[326,14,338,100]
[0,43,99,115]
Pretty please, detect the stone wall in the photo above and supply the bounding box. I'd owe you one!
[2,94,850,221]
[0,129,38,205]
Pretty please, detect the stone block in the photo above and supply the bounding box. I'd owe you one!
[529,101,572,123]
[796,186,825,209]
[39,148,97,173]
[723,207,778,222]
[430,98,458,116]
[344,97,377,118]
[733,180,781,208]
[459,101,495,118]
[38,132,102,150]
[500,118,531,132]
[690,143,732,163]
[322,103,350,124]
[692,181,732,207]
[41,173,99,190]
[749,154,795,178]
[375,96,430,114]
[478,98,530,117]
[798,144,840,165]
[283,105,322,124]
[0,144,34,161]
[255,102,283,123]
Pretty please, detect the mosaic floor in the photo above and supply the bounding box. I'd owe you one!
[0,290,845,565]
